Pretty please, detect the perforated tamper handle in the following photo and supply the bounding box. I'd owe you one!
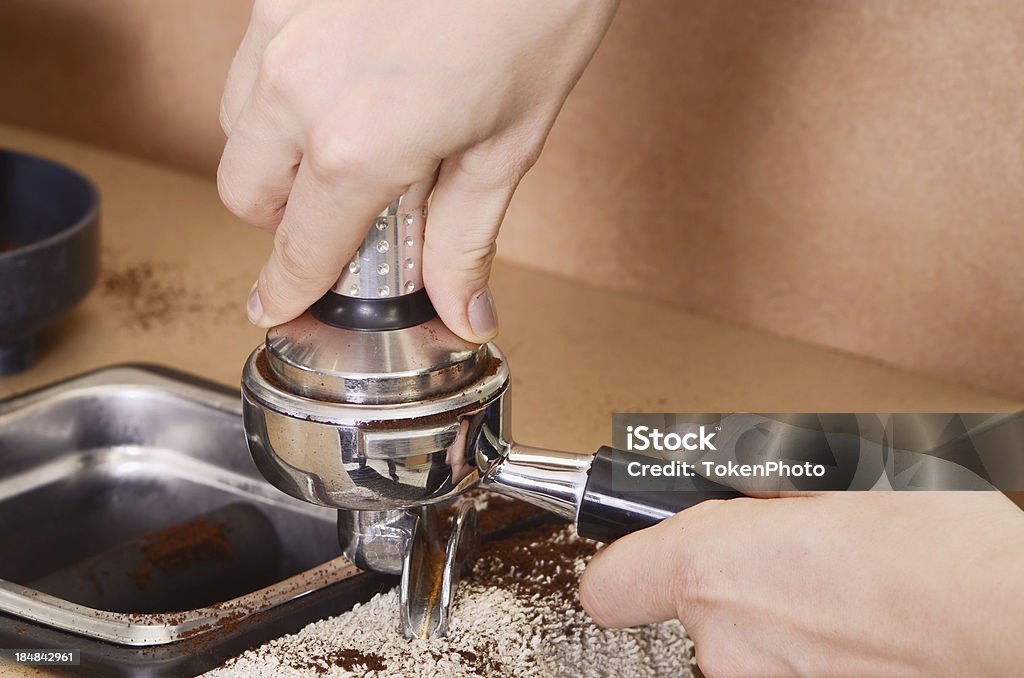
[312,177,438,331]
[332,177,435,300]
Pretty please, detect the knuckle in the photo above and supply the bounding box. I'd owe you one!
[510,140,543,177]
[270,228,338,292]
[493,136,544,187]
[217,164,281,227]
[217,164,250,219]
[458,240,498,270]
[477,240,499,265]
[257,36,303,102]
[305,125,377,182]
[423,239,496,286]
[273,229,319,281]
[218,97,233,136]
[250,0,293,32]
[458,138,543,194]
[463,241,498,280]
[478,157,528,192]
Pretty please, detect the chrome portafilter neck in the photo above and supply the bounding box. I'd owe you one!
[240,180,509,638]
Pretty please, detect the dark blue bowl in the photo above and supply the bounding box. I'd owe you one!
[0,150,100,375]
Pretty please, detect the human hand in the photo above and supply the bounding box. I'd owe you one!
[218,0,618,341]
[580,492,1024,676]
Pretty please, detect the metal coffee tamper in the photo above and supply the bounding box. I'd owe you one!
[242,182,740,638]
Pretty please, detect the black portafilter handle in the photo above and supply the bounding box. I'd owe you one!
[575,446,744,543]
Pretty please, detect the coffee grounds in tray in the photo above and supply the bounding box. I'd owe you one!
[131,518,234,590]
[204,495,696,678]
[289,648,387,675]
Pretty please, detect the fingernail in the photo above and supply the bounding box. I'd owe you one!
[246,282,264,325]
[468,287,498,340]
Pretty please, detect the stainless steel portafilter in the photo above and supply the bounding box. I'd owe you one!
[241,181,737,637]
[241,178,508,638]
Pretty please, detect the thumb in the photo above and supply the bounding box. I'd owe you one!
[422,154,521,344]
[579,499,737,629]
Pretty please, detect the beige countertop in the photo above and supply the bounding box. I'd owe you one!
[1,123,1020,676]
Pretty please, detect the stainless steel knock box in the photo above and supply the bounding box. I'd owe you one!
[0,365,392,676]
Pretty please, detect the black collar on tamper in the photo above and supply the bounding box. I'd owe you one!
[311,287,437,331]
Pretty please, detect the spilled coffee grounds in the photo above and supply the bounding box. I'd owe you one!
[206,495,695,677]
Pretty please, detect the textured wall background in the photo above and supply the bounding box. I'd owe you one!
[1,0,1020,397]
